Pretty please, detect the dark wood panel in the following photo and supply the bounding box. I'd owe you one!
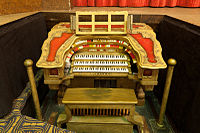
[155,16,200,133]
[41,12,75,31]
[0,13,48,117]
[132,14,164,31]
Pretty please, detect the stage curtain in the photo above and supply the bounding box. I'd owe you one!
[74,0,87,6]
[88,0,95,6]
[108,0,119,6]
[96,0,108,6]
[128,0,149,7]
[144,0,150,6]
[119,0,128,7]
[177,0,200,7]
[166,0,178,7]
[74,0,200,7]
[150,0,170,7]
[72,0,76,7]
[149,0,161,7]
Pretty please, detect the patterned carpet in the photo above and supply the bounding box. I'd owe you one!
[0,115,73,133]
[0,70,74,133]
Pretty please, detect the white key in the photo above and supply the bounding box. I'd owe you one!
[74,61,128,66]
[74,54,127,60]
[73,67,128,72]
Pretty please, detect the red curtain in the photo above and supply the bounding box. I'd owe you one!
[166,0,178,7]
[118,0,128,7]
[96,0,108,6]
[128,0,149,7]
[73,0,200,7]
[150,0,167,7]
[177,0,200,7]
[88,0,95,6]
[109,0,119,6]
[74,0,88,6]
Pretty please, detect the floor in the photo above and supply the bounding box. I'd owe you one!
[0,7,200,26]
[71,7,200,26]
[0,11,38,26]
[42,90,174,133]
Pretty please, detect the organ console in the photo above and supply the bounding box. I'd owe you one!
[37,11,167,133]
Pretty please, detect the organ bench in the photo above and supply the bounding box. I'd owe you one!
[62,88,143,133]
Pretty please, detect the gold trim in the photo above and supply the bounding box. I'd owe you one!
[126,32,167,69]
[51,22,71,30]
[37,21,166,69]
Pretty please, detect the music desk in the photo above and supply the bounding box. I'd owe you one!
[62,88,144,133]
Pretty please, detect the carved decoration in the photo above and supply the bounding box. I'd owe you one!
[37,22,166,69]
[127,24,167,69]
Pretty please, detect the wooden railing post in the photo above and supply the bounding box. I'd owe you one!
[24,59,42,120]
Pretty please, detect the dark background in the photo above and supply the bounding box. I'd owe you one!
[0,13,48,117]
[0,12,199,133]
[155,16,200,133]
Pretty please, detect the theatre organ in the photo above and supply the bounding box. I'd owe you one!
[37,11,167,133]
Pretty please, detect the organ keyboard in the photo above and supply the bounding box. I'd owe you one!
[73,61,129,66]
[70,52,131,77]
[73,67,129,73]
[74,54,128,60]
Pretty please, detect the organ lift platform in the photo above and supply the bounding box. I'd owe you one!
[36,11,167,133]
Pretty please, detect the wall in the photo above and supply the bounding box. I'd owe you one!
[0,0,42,15]
[0,0,71,15]
[42,0,70,10]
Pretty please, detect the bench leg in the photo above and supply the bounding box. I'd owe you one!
[126,106,144,133]
[57,106,72,128]
[57,113,67,128]
[65,105,72,122]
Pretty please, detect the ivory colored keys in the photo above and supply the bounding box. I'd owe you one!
[75,54,127,60]
[74,61,128,66]
[73,67,129,73]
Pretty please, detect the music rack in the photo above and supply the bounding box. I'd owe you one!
[76,11,128,35]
